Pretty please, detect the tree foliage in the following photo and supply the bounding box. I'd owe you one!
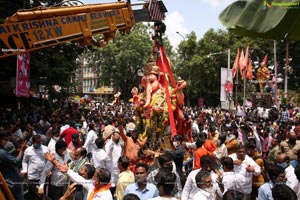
[85,23,165,100]
[175,29,292,106]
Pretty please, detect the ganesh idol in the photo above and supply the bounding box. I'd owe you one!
[133,57,178,151]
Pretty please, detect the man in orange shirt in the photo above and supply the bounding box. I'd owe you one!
[193,138,208,170]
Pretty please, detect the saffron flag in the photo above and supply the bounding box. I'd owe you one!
[232,48,240,78]
[263,54,268,66]
[239,49,245,78]
[157,46,176,137]
[16,52,30,98]
[247,60,253,80]
[243,45,249,70]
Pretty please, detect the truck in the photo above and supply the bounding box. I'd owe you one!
[0,0,167,58]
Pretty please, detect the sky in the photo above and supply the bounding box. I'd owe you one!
[81,0,236,48]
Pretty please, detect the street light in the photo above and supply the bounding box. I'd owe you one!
[207,49,231,80]
[176,31,185,40]
[207,49,232,110]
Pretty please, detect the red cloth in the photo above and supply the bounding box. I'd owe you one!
[204,140,216,154]
[60,127,78,145]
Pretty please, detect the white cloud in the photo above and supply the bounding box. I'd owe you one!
[164,11,189,50]
[201,0,235,7]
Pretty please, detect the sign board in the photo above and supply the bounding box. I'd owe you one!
[198,98,204,108]
[220,68,233,102]
[225,81,233,92]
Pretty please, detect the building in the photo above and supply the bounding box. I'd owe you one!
[77,57,114,102]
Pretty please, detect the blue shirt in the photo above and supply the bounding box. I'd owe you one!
[258,181,274,200]
[124,182,159,200]
[0,147,24,188]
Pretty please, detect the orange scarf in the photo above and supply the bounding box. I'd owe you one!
[88,183,111,200]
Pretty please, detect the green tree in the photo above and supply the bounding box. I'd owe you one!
[85,23,174,101]
[30,43,83,98]
[176,28,281,106]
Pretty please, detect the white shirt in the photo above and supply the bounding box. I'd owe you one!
[83,129,98,153]
[39,152,71,188]
[92,148,110,169]
[222,171,246,194]
[67,169,113,200]
[296,181,300,200]
[285,165,298,192]
[181,169,219,200]
[105,139,122,187]
[192,122,200,134]
[21,145,49,180]
[192,188,213,200]
[185,142,196,149]
[229,154,261,194]
[47,138,58,153]
[60,124,70,134]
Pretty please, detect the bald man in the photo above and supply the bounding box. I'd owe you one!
[280,131,300,167]
[276,153,298,193]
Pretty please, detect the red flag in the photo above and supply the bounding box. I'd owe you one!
[239,49,245,78]
[157,46,176,137]
[247,60,253,80]
[232,48,240,78]
[16,52,30,98]
[157,46,176,88]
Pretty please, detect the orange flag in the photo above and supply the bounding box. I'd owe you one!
[263,54,268,66]
[232,48,240,78]
[247,60,253,80]
[243,45,249,69]
[239,49,245,78]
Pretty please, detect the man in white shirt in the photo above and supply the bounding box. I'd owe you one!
[294,165,300,199]
[182,155,222,200]
[229,143,261,198]
[38,140,71,200]
[60,120,70,134]
[48,127,61,153]
[44,153,113,200]
[192,170,213,200]
[105,128,122,196]
[83,123,98,155]
[21,134,49,199]
[276,153,298,192]
[191,118,200,135]
[92,137,109,169]
[220,156,245,193]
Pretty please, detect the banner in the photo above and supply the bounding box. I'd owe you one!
[220,68,233,102]
[16,52,30,97]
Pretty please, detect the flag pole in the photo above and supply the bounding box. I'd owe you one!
[274,40,278,107]
[243,61,247,115]
[235,66,239,109]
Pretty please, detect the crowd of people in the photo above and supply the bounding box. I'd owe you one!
[1,99,300,200]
